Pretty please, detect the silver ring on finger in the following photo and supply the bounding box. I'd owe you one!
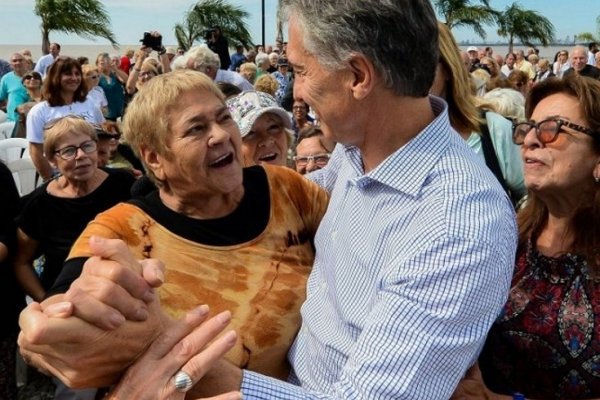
[173,370,193,393]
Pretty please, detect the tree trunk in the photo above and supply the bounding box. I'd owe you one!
[508,35,514,54]
[41,28,50,55]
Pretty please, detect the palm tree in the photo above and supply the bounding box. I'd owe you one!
[174,0,253,52]
[575,32,597,43]
[433,0,498,39]
[34,0,117,54]
[496,2,555,53]
[575,15,600,44]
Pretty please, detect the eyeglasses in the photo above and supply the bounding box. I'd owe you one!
[23,74,41,81]
[139,72,155,78]
[88,75,99,79]
[512,117,596,145]
[293,153,331,166]
[292,106,307,111]
[54,140,97,160]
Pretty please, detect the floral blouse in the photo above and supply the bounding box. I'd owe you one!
[479,240,600,399]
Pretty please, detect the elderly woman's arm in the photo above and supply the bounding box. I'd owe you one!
[17,235,237,391]
[19,237,166,388]
[13,228,45,302]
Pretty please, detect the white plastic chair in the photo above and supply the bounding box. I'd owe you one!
[0,120,15,140]
[8,158,39,196]
[0,137,29,163]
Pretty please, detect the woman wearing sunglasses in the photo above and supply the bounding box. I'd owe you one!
[12,71,42,138]
[82,64,108,116]
[453,75,600,399]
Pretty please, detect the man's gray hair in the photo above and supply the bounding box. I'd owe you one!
[278,0,438,97]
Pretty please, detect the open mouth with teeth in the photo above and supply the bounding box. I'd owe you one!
[209,153,234,168]
[258,152,279,163]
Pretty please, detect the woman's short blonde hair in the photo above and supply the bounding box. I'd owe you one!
[254,74,279,97]
[43,116,97,159]
[81,64,98,76]
[239,62,257,83]
[122,69,224,183]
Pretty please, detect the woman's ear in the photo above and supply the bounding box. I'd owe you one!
[140,146,165,181]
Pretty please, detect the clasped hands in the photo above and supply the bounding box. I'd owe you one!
[18,236,241,400]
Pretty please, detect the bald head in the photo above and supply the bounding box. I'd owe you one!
[571,46,588,72]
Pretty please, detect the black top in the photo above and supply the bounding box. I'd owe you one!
[0,162,25,337]
[16,168,135,290]
[50,166,271,295]
[564,64,600,80]
[209,34,231,70]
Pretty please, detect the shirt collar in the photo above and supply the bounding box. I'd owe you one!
[343,96,455,196]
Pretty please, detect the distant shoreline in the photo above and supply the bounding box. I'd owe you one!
[459,42,589,47]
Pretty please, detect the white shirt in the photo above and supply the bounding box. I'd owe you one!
[34,54,57,78]
[215,69,254,91]
[87,86,108,113]
[26,98,105,144]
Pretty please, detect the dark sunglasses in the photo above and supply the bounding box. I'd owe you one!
[23,74,42,81]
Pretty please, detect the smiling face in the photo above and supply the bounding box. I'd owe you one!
[60,66,82,94]
[287,16,357,144]
[144,89,244,201]
[23,72,42,90]
[571,48,588,72]
[50,131,98,183]
[241,113,288,166]
[292,100,309,120]
[294,136,330,174]
[520,93,600,199]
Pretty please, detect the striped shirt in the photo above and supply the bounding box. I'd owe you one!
[240,96,518,399]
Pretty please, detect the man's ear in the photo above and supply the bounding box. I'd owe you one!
[140,146,166,181]
[348,54,376,100]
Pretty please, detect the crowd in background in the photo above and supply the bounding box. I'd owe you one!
[2,7,600,399]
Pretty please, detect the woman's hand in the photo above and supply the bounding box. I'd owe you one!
[18,236,168,388]
[106,306,240,400]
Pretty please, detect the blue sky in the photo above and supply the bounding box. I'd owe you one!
[0,0,597,46]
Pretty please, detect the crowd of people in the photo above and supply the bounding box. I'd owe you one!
[2,1,600,399]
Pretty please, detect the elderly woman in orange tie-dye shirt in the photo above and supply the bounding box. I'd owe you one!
[19,69,328,394]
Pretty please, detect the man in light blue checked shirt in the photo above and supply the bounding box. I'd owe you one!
[18,0,518,398]
[194,0,517,397]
